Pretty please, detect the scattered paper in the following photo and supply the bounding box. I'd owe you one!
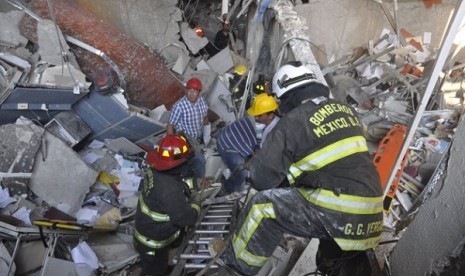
[71,241,99,270]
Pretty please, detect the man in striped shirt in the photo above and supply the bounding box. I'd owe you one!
[216,94,279,194]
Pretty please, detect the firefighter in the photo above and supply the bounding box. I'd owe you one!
[134,134,201,276]
[220,61,384,275]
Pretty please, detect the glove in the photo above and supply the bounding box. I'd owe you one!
[203,124,211,146]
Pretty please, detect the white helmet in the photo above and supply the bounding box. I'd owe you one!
[272,61,318,98]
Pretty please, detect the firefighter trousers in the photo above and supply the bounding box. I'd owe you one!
[222,188,334,276]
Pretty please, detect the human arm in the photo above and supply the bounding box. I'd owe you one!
[161,179,199,228]
[249,112,312,190]
[166,123,175,135]
[166,102,181,135]
[248,124,292,190]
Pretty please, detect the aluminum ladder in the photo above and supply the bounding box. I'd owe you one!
[170,197,239,275]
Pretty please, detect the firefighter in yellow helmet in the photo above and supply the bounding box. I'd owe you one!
[246,93,280,148]
[216,94,279,193]
[134,135,201,276]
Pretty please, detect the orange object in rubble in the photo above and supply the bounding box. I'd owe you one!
[373,124,408,213]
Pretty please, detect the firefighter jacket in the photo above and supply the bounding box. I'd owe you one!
[134,168,200,249]
[249,96,384,251]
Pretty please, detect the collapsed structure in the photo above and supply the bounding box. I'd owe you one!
[0,0,464,275]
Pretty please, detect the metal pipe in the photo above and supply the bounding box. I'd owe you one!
[221,0,229,18]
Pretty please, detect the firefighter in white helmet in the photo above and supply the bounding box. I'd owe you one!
[220,61,383,275]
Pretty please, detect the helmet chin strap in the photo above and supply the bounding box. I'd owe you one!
[277,73,316,89]
[278,83,330,115]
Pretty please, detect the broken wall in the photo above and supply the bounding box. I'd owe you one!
[295,0,463,65]
[389,116,465,275]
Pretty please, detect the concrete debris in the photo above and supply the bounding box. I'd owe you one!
[19,0,186,110]
[0,0,464,275]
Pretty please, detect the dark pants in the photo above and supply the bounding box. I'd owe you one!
[222,188,332,275]
[185,134,206,178]
[134,232,184,276]
[217,142,247,193]
[134,240,171,276]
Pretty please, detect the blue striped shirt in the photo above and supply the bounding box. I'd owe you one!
[217,116,258,157]
[169,96,208,139]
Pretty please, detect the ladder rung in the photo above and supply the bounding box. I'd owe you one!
[207,209,232,213]
[200,222,230,225]
[184,264,219,269]
[204,215,231,218]
[189,240,210,244]
[180,254,212,259]
[195,230,229,234]
[210,204,234,208]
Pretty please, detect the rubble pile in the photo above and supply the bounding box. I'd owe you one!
[323,28,462,230]
[0,0,463,275]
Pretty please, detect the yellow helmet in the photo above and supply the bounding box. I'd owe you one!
[233,64,248,76]
[247,94,278,116]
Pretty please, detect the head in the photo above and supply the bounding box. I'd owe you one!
[185,78,202,103]
[221,17,231,33]
[247,93,278,125]
[272,61,329,115]
[147,134,192,171]
[272,61,320,99]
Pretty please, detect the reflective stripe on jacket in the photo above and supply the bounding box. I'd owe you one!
[287,135,368,184]
[139,197,171,222]
[232,203,276,267]
[134,229,180,249]
[298,188,383,250]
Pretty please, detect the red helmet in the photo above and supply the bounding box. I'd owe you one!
[186,78,202,91]
[147,135,192,170]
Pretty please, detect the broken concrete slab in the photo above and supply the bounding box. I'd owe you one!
[0,120,44,196]
[20,0,186,110]
[86,232,139,274]
[0,10,28,47]
[29,126,98,216]
[179,22,209,55]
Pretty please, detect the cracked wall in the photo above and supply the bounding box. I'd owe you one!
[295,0,463,65]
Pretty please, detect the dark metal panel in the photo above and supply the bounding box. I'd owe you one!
[74,90,165,144]
[0,87,89,110]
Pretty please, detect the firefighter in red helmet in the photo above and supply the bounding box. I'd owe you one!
[134,134,201,276]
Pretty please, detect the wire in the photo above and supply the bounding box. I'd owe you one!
[45,0,78,85]
[302,272,324,276]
